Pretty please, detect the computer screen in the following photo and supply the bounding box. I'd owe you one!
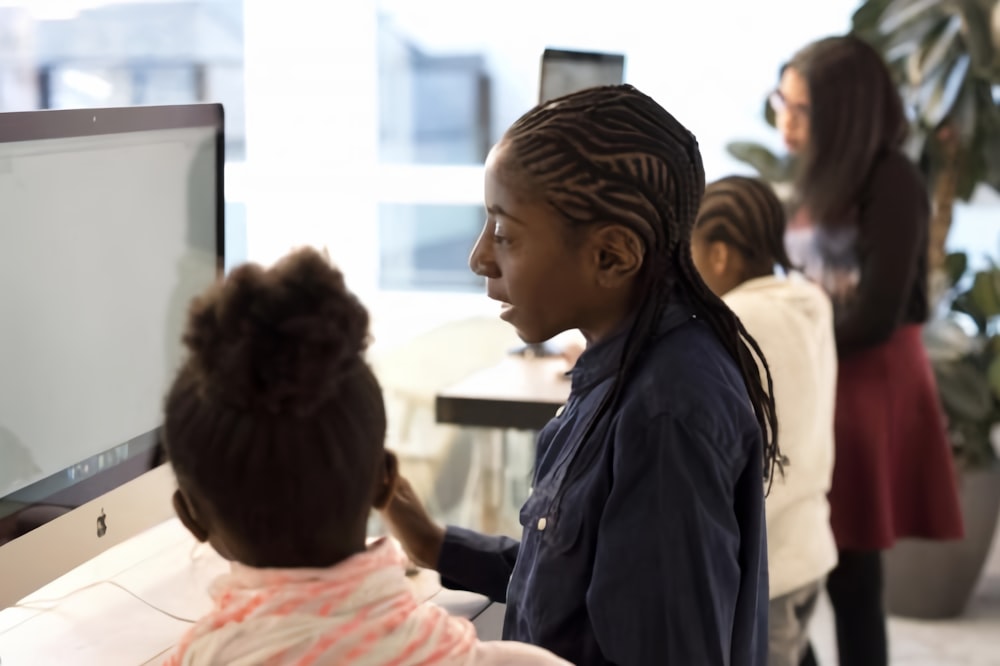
[0,103,224,608]
[538,48,626,104]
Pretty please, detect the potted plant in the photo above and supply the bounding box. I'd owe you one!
[883,251,1000,619]
[852,0,1000,620]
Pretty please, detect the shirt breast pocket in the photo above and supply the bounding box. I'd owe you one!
[519,482,586,557]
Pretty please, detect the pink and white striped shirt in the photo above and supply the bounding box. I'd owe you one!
[164,539,569,666]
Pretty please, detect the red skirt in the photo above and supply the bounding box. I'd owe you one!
[829,325,965,551]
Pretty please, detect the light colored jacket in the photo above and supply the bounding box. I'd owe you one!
[724,273,838,599]
[164,539,569,666]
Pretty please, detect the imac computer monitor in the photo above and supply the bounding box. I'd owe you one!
[538,48,626,104]
[0,103,224,608]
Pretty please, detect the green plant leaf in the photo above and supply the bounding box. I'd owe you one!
[954,291,989,333]
[948,419,997,467]
[884,13,945,64]
[922,53,972,127]
[982,124,1000,192]
[991,267,1000,310]
[987,354,1000,400]
[956,138,987,200]
[880,0,942,35]
[852,0,894,36]
[945,251,969,286]
[953,79,980,143]
[725,141,793,183]
[934,358,994,421]
[971,269,1000,318]
[924,316,975,361]
[918,14,963,83]
[956,0,997,72]
[763,95,776,128]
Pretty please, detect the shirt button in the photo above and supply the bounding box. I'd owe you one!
[555,405,565,417]
[537,517,547,531]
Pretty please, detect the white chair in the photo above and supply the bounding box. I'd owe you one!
[368,316,521,525]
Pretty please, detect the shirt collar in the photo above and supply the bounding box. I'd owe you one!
[568,298,697,393]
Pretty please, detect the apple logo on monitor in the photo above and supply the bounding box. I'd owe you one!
[96,509,107,538]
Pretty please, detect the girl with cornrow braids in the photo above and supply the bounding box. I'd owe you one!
[383,85,778,666]
[693,176,838,666]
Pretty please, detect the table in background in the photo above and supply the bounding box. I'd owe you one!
[435,356,571,533]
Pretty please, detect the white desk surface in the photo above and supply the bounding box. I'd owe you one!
[0,518,490,665]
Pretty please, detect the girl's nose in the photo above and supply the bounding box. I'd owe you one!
[469,228,499,278]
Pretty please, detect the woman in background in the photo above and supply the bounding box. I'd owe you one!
[771,35,964,666]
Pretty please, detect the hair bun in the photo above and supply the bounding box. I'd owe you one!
[182,247,370,415]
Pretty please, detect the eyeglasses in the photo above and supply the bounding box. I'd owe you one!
[769,89,810,121]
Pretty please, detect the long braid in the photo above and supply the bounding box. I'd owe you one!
[690,176,798,484]
[677,246,783,485]
[503,85,782,490]
[673,163,783,486]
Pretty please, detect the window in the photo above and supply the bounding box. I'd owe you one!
[379,203,483,291]
[376,15,491,292]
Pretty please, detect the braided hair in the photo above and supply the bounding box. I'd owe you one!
[695,175,793,279]
[501,84,781,484]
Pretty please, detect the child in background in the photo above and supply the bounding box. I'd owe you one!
[160,247,568,665]
[691,176,838,666]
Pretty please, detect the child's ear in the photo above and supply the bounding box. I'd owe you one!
[172,489,209,543]
[371,450,399,511]
[707,240,731,275]
[590,224,644,288]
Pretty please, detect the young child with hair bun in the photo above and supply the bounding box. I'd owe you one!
[161,247,568,665]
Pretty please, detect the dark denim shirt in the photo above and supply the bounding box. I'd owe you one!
[437,302,768,666]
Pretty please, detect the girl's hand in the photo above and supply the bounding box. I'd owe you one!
[379,475,445,570]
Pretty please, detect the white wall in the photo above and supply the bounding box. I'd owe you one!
[242,0,379,297]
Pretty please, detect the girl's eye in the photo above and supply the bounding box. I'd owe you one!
[492,221,511,245]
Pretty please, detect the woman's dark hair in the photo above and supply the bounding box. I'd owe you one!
[162,247,386,568]
[695,175,793,278]
[786,35,908,224]
[501,84,781,484]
